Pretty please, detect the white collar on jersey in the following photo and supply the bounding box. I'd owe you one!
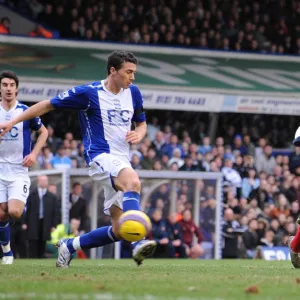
[0,100,18,112]
[102,80,124,96]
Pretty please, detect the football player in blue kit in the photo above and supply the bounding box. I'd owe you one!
[0,52,157,267]
[0,71,48,264]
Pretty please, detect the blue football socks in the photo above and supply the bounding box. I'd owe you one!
[67,226,119,254]
[0,221,12,255]
[123,191,140,212]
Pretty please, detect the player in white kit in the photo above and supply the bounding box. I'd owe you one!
[0,52,157,267]
[0,71,48,264]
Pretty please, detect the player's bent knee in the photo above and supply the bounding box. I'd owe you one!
[8,207,23,219]
[125,177,141,193]
[116,169,141,192]
[122,172,141,192]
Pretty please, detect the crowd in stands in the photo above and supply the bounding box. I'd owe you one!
[26,110,300,259]
[2,0,300,54]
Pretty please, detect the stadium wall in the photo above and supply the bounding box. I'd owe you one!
[1,35,300,115]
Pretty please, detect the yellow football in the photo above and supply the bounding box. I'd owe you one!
[118,210,152,242]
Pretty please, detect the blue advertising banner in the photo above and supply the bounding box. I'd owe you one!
[255,246,291,261]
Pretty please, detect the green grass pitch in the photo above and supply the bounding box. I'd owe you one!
[1,259,300,300]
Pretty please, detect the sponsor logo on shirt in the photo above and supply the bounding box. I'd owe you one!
[0,126,19,141]
[107,109,131,126]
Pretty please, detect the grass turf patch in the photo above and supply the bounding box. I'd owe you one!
[0,259,299,300]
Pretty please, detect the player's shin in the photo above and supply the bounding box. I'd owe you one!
[0,221,12,255]
[66,226,119,253]
[123,191,140,212]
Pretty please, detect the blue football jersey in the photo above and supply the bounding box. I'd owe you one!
[50,81,146,164]
[0,102,42,164]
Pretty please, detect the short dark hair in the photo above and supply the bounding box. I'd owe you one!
[0,70,19,88]
[106,51,137,75]
[72,182,81,189]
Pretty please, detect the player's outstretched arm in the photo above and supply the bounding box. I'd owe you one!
[0,100,54,137]
[126,121,147,144]
[23,124,48,167]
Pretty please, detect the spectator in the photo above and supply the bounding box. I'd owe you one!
[225,190,241,216]
[243,135,256,157]
[29,25,53,38]
[242,168,260,198]
[249,180,270,210]
[141,148,157,170]
[0,17,10,34]
[23,175,57,258]
[151,131,166,157]
[131,154,142,170]
[167,148,184,169]
[150,209,175,258]
[48,184,57,195]
[46,125,61,153]
[232,134,248,156]
[150,184,169,209]
[269,218,284,246]
[290,201,300,222]
[255,144,276,174]
[200,198,216,243]
[222,158,242,196]
[255,138,267,158]
[179,209,204,259]
[198,136,212,155]
[51,146,72,169]
[260,230,275,247]
[38,146,53,169]
[46,218,81,257]
[180,155,199,171]
[222,208,241,259]
[257,218,269,243]
[166,212,186,258]
[147,117,160,142]
[69,182,87,233]
[269,194,290,219]
[162,134,184,158]
[242,219,259,258]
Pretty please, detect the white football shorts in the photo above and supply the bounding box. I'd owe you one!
[88,153,132,215]
[0,163,30,203]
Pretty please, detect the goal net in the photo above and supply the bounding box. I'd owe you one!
[29,169,223,259]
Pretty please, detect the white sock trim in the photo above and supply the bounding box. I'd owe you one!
[72,237,81,250]
[1,242,11,253]
[107,226,115,242]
